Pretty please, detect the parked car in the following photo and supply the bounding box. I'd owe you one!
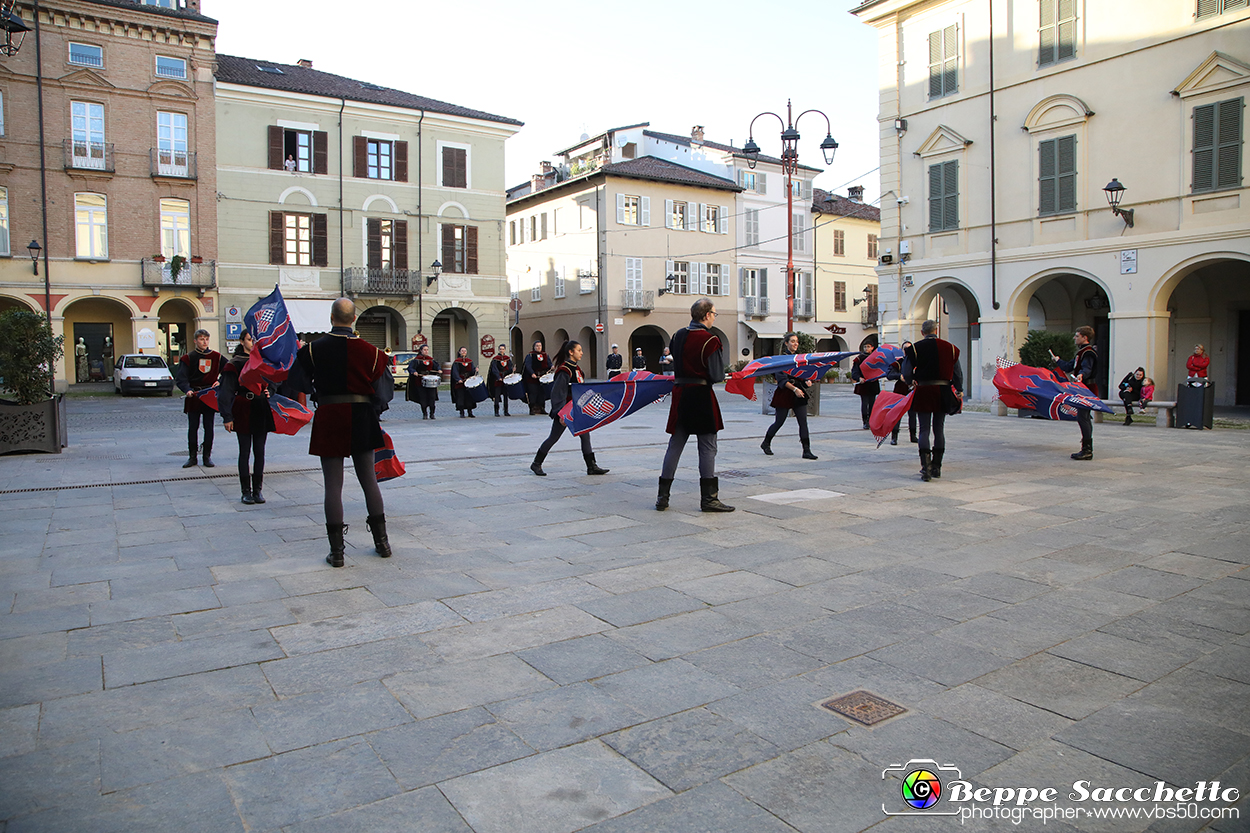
[389,351,419,389]
[113,354,175,396]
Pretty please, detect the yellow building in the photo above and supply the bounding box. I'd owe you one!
[811,187,881,352]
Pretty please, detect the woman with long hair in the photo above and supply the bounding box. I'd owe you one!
[530,340,609,477]
[218,331,276,505]
[760,332,818,460]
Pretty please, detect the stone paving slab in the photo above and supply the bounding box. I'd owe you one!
[3,392,1249,831]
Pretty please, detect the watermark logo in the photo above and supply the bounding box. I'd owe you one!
[883,759,962,816]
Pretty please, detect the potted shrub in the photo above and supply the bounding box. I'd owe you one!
[152,254,166,263]
[190,255,204,264]
[169,254,187,282]
[0,309,67,454]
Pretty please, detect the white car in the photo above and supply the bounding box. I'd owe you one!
[113,354,175,396]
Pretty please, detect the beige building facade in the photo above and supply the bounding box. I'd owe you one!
[0,0,219,389]
[854,0,1250,404]
[507,131,741,377]
[811,187,882,352]
[213,56,520,364]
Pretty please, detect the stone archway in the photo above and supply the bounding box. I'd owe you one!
[577,326,598,377]
[0,295,39,315]
[156,298,198,366]
[357,305,406,353]
[909,278,984,398]
[553,328,570,350]
[432,308,480,364]
[1008,269,1111,397]
[1153,253,1250,405]
[63,296,137,383]
[629,324,669,373]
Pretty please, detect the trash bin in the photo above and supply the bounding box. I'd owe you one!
[1175,379,1214,430]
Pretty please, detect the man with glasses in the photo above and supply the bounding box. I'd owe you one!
[656,298,733,512]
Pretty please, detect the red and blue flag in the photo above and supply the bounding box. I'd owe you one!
[869,390,915,447]
[856,344,905,383]
[993,357,1113,420]
[240,286,298,390]
[725,351,858,400]
[562,370,674,436]
[194,387,219,411]
[268,394,313,436]
[374,431,405,482]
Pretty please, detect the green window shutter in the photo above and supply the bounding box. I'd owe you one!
[1057,135,1077,212]
[943,25,958,95]
[1196,0,1221,18]
[942,160,959,230]
[1057,0,1077,61]
[929,163,944,230]
[1039,0,1056,66]
[1193,103,1216,191]
[1039,138,1057,214]
[1216,97,1244,190]
[928,31,943,98]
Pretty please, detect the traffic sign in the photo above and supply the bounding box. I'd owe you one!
[509,298,522,312]
[595,322,604,333]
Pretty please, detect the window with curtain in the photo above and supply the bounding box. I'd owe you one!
[160,198,191,259]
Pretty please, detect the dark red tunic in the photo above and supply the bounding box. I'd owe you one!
[666,324,723,435]
[177,350,223,415]
[906,337,961,413]
[297,331,387,456]
[218,358,275,436]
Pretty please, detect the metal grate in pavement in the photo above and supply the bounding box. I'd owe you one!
[717,470,753,478]
[495,433,530,437]
[0,467,321,495]
[819,691,907,726]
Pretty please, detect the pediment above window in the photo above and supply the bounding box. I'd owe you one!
[60,69,115,90]
[147,80,197,100]
[916,125,973,159]
[1023,95,1094,134]
[1173,51,1250,99]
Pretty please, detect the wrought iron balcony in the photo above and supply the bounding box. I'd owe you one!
[150,148,197,179]
[621,289,654,312]
[861,304,879,327]
[63,139,114,173]
[141,258,216,289]
[794,298,814,319]
[344,267,415,296]
[744,296,769,318]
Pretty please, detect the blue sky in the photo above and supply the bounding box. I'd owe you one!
[209,0,881,201]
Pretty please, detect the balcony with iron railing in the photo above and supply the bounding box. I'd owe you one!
[141,258,216,290]
[621,289,654,312]
[861,304,879,327]
[794,298,814,319]
[344,267,416,296]
[150,148,197,180]
[744,296,769,318]
[63,139,114,173]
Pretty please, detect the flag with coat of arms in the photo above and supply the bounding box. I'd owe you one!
[558,370,675,436]
[239,286,298,390]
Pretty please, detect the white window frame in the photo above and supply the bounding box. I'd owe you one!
[666,200,689,230]
[437,140,472,189]
[68,42,103,68]
[1,90,7,137]
[706,263,730,296]
[157,111,188,176]
[367,138,393,181]
[75,193,108,259]
[668,260,689,294]
[160,198,191,259]
[625,257,643,292]
[71,101,106,169]
[0,186,9,255]
[155,55,187,79]
[554,267,566,299]
[284,213,312,266]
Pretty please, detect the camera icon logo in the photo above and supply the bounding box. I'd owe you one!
[882,759,962,816]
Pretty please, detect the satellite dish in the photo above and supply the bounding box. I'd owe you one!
[616,135,628,148]
[579,132,590,142]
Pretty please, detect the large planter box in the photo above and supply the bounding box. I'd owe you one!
[761,380,822,417]
[0,394,68,454]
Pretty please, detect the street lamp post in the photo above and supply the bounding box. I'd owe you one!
[743,100,838,334]
[416,259,441,336]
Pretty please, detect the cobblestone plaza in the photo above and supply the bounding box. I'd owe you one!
[1,390,1246,832]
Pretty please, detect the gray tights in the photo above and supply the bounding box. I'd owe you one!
[321,451,384,525]
[661,431,717,479]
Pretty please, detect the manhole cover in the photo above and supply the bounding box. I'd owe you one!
[718,470,752,478]
[496,433,530,437]
[819,691,907,725]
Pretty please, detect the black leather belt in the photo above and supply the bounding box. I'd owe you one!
[319,394,371,404]
[674,378,710,386]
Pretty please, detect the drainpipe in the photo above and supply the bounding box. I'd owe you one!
[34,0,52,330]
[416,109,424,335]
[597,181,605,370]
[988,0,1000,311]
[338,97,345,294]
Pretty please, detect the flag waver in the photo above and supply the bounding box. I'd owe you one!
[724,351,858,400]
[992,357,1113,421]
[562,370,674,436]
[856,344,904,383]
[240,286,298,390]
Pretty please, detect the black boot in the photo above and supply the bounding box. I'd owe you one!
[919,450,932,482]
[325,523,347,568]
[801,440,818,460]
[183,451,198,468]
[366,514,391,558]
[201,440,214,468]
[699,477,735,512]
[495,402,500,417]
[890,428,899,446]
[760,437,774,456]
[584,454,609,475]
[240,473,254,504]
[421,409,428,420]
[531,450,547,476]
[1071,439,1093,461]
[931,448,944,479]
[1124,414,1132,425]
[429,406,435,420]
[655,477,673,511]
[252,472,265,504]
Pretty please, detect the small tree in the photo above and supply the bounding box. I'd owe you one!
[794,332,818,354]
[0,310,65,405]
[1019,329,1074,368]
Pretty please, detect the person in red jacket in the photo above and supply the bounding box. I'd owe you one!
[175,329,224,468]
[1186,344,1209,379]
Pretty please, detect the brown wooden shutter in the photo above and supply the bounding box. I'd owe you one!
[312,213,328,266]
[394,220,408,270]
[268,126,284,170]
[443,147,466,187]
[313,131,328,175]
[455,149,467,187]
[465,226,478,274]
[442,148,453,187]
[269,212,285,264]
[353,136,368,179]
[394,141,408,182]
[366,218,382,268]
[441,224,455,272]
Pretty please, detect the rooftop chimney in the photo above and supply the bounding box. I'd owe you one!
[691,125,705,144]
[540,161,553,174]
[297,59,313,69]
[185,0,201,11]
[848,185,864,203]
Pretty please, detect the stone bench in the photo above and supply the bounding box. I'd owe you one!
[1094,399,1176,428]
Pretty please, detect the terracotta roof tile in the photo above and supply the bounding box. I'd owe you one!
[813,188,880,221]
[600,157,741,192]
[643,129,824,174]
